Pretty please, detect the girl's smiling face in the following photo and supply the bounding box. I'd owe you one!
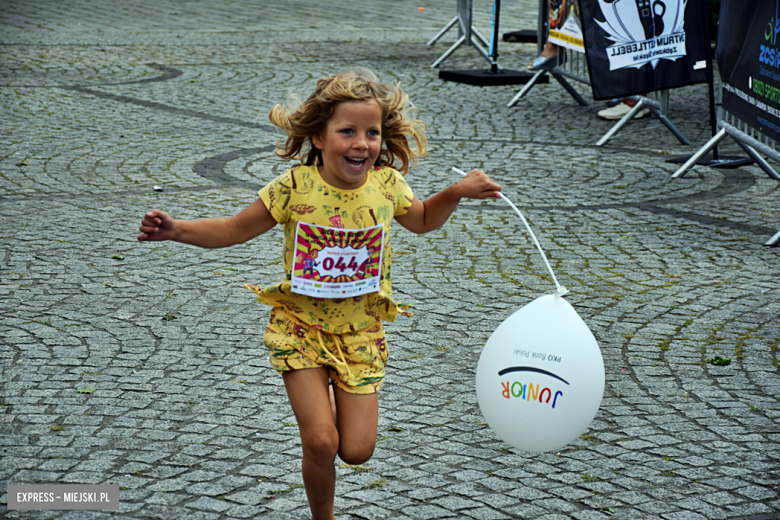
[312,100,383,190]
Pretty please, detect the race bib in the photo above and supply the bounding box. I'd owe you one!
[291,222,384,298]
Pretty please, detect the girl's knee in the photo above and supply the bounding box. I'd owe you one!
[301,427,340,462]
[338,442,375,465]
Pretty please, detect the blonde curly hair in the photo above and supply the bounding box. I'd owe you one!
[268,68,428,175]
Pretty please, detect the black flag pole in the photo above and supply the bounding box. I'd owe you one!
[705,1,718,162]
[489,0,501,73]
[439,0,546,86]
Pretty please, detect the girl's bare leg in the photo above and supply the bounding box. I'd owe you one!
[332,385,378,465]
[283,367,339,520]
[282,368,380,519]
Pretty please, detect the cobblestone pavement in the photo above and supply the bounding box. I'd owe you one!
[2,1,779,519]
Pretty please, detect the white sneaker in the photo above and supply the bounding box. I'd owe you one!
[597,102,650,120]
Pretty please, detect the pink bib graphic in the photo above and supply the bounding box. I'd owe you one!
[291,222,384,298]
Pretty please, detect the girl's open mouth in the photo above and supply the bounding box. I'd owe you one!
[345,157,367,169]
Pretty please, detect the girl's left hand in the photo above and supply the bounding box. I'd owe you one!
[454,169,501,199]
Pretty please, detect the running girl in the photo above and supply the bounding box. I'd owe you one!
[138,68,500,520]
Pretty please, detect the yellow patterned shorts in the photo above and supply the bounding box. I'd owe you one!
[263,307,389,395]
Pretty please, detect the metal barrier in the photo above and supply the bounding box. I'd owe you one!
[673,108,780,181]
[507,0,588,107]
[506,46,589,107]
[673,107,780,246]
[596,91,691,147]
[507,0,691,148]
[428,0,492,68]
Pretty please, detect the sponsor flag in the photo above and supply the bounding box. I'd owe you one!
[719,0,780,142]
[579,0,712,100]
[549,0,586,53]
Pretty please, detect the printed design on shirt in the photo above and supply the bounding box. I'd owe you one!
[266,178,292,214]
[290,167,315,195]
[322,206,348,229]
[352,206,379,227]
[277,299,304,315]
[290,204,317,215]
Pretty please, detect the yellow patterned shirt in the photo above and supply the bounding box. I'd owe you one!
[246,164,415,333]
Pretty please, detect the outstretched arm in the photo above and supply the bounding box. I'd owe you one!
[395,169,500,234]
[137,198,277,248]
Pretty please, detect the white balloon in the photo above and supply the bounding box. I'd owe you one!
[476,294,605,453]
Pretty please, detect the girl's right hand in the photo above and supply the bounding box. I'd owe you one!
[138,209,176,241]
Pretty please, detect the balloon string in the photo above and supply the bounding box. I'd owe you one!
[452,167,568,296]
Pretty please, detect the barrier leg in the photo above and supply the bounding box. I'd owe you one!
[431,35,467,68]
[733,140,780,180]
[472,37,493,64]
[472,26,490,48]
[506,64,588,108]
[651,108,692,146]
[507,71,548,107]
[428,16,459,46]
[765,229,780,246]
[671,128,727,178]
[550,71,589,106]
[596,99,649,146]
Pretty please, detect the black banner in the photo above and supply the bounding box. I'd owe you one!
[579,0,712,100]
[719,0,780,142]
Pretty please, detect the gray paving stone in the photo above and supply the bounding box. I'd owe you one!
[462,506,511,519]
[346,504,394,519]
[430,494,484,510]
[2,1,779,519]
[403,504,455,520]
